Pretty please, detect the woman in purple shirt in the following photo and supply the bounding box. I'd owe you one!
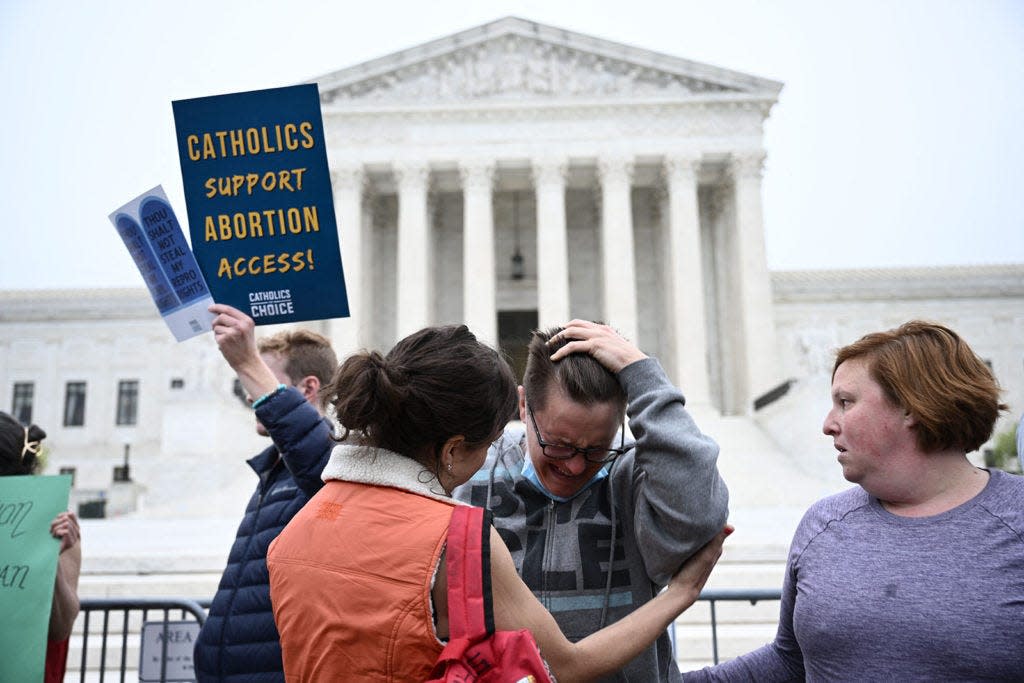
[687,320,1024,682]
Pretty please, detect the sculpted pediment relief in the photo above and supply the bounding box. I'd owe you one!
[318,19,779,106]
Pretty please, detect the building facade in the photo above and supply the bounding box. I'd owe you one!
[316,17,785,416]
[3,265,1022,514]
[2,18,1022,516]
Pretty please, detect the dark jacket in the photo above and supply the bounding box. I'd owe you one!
[194,387,333,682]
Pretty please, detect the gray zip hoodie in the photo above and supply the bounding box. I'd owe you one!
[454,357,729,682]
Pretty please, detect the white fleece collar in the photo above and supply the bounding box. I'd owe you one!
[320,443,459,504]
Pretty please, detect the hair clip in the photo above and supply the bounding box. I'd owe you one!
[21,426,41,461]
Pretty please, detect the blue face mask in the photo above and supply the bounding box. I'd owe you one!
[522,454,609,503]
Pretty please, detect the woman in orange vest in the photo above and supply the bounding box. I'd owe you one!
[268,324,730,681]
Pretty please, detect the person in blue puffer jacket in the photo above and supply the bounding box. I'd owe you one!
[193,304,337,682]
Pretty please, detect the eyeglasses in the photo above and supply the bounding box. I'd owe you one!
[526,404,629,464]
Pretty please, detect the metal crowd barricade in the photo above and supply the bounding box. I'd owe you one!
[72,590,781,679]
[73,598,208,683]
[695,588,783,664]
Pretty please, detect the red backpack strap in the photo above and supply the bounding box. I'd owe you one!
[445,505,495,641]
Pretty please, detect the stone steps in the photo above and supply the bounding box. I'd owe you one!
[676,623,779,670]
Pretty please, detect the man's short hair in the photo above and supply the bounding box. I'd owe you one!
[833,320,1007,454]
[258,328,337,384]
[522,325,626,416]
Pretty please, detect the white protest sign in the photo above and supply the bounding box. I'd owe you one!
[139,620,201,682]
[110,185,215,341]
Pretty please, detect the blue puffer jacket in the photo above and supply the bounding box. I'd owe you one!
[194,387,333,682]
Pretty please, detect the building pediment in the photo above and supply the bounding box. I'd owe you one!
[315,16,782,106]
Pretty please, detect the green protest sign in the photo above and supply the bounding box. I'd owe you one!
[0,475,72,683]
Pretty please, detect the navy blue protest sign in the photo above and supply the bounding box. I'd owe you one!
[172,84,349,324]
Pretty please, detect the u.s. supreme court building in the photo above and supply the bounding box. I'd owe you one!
[318,16,781,417]
[2,18,1022,562]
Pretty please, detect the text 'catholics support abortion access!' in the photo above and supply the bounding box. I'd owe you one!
[173,83,349,324]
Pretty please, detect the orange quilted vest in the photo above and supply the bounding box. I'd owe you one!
[268,480,456,681]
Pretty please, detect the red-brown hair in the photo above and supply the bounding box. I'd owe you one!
[833,320,1007,453]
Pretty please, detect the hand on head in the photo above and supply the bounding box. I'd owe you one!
[548,320,647,374]
[50,511,80,554]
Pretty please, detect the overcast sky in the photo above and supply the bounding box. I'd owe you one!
[2,0,1022,290]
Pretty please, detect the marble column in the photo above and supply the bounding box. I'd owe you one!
[665,155,710,405]
[461,161,497,346]
[732,151,780,410]
[328,166,364,357]
[598,157,638,344]
[395,162,432,339]
[533,158,570,328]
